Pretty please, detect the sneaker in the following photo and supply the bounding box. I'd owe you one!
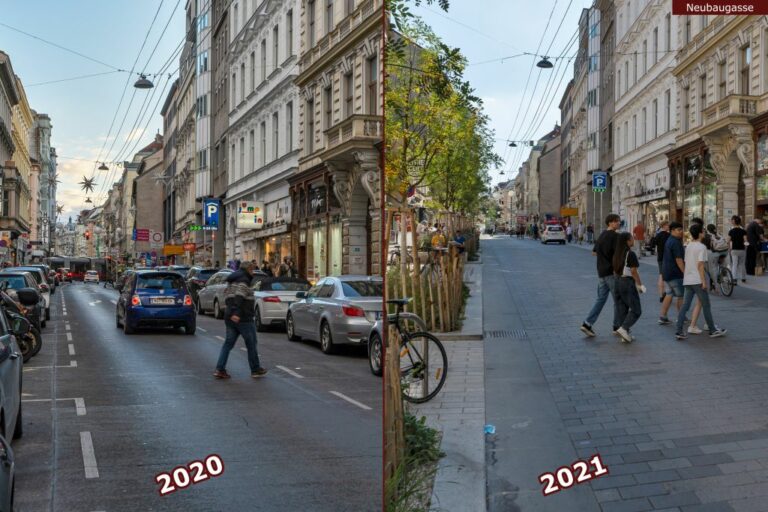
[709,328,727,338]
[687,325,703,335]
[616,327,633,343]
[251,367,269,378]
[580,322,596,337]
[213,369,231,379]
[675,331,688,340]
[658,317,671,325]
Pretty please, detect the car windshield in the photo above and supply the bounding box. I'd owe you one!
[9,269,43,284]
[136,273,185,290]
[0,276,27,289]
[341,281,383,297]
[260,279,311,291]
[199,269,219,279]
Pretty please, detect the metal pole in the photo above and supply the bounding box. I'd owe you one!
[600,191,604,234]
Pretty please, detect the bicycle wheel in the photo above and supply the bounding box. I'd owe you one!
[400,331,447,404]
[719,267,734,297]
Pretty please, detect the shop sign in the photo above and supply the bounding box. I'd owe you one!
[203,198,221,228]
[183,243,196,252]
[236,201,265,229]
[560,207,579,217]
[162,244,185,256]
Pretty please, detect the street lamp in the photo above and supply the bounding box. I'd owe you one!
[134,74,154,89]
[98,162,109,171]
[536,56,554,69]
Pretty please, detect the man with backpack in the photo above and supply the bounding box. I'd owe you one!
[213,261,268,379]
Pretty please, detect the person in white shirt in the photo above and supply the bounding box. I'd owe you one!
[675,224,726,340]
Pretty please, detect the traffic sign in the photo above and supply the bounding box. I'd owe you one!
[592,171,607,192]
[203,198,220,229]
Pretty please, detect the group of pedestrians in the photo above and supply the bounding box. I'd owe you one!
[580,213,727,343]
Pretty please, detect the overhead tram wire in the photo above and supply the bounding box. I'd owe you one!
[26,70,126,87]
[86,0,167,188]
[498,0,560,169]
[542,0,574,57]
[419,5,520,51]
[139,0,184,76]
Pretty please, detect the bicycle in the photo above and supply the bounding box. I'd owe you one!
[708,252,734,297]
[387,298,448,404]
[387,245,413,267]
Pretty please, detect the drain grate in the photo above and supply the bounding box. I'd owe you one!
[484,329,527,339]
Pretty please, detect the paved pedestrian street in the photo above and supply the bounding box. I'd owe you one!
[483,236,768,512]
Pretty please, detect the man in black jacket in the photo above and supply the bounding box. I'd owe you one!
[581,214,621,337]
[746,218,766,275]
[213,261,267,379]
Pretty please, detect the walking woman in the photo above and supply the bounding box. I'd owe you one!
[613,232,645,343]
[728,215,748,284]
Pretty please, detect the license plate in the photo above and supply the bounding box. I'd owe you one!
[151,298,175,305]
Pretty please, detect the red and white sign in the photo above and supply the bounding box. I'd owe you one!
[135,228,150,241]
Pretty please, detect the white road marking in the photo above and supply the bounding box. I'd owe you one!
[65,324,71,331]
[88,300,102,306]
[71,360,78,367]
[63,312,67,316]
[240,347,246,351]
[80,431,100,478]
[110,300,117,305]
[68,344,76,356]
[276,365,304,379]
[22,397,86,416]
[24,361,77,371]
[198,327,207,332]
[329,391,372,411]
[215,335,225,341]
[66,332,73,342]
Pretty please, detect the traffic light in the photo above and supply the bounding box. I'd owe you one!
[85,230,91,240]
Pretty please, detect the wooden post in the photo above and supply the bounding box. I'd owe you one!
[399,209,409,306]
[384,322,405,498]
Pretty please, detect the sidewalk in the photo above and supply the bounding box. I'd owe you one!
[412,258,486,511]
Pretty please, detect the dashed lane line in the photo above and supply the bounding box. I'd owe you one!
[276,365,305,379]
[198,327,207,332]
[22,397,86,416]
[80,431,100,479]
[66,332,73,342]
[329,391,372,411]
[68,344,76,356]
[215,335,225,341]
[65,324,71,331]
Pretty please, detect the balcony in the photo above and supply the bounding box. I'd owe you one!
[324,115,382,150]
[702,94,757,131]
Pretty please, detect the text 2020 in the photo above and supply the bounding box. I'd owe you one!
[155,454,225,496]
[538,454,609,496]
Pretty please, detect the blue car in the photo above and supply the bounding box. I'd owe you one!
[115,271,196,335]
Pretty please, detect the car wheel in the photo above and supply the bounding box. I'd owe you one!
[214,299,223,319]
[368,331,383,376]
[123,317,135,335]
[286,313,301,341]
[196,299,205,315]
[13,402,22,440]
[185,323,196,335]
[320,321,336,355]
[116,309,122,328]
[255,308,266,332]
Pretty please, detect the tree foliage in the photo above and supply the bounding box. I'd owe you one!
[384,16,501,215]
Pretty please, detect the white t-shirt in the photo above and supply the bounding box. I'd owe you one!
[683,240,708,285]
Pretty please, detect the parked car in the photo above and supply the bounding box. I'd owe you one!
[0,433,15,512]
[286,275,384,354]
[0,273,44,331]
[196,269,270,319]
[1,267,50,321]
[253,276,311,332]
[541,225,566,245]
[84,270,100,284]
[115,271,196,335]
[57,267,72,283]
[26,264,54,292]
[168,265,191,278]
[0,309,27,442]
[185,267,221,304]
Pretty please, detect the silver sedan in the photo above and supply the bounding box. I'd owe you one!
[195,269,233,318]
[286,275,383,354]
[253,276,311,331]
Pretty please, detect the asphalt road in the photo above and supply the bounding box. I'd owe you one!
[13,281,381,511]
[484,236,768,512]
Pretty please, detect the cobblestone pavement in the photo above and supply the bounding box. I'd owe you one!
[483,236,768,512]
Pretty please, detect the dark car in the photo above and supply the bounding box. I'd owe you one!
[0,308,26,443]
[115,271,196,335]
[57,267,71,283]
[185,267,221,304]
[0,274,44,331]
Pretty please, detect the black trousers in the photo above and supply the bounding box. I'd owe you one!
[746,245,758,275]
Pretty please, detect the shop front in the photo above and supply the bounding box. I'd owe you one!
[751,115,768,223]
[667,140,723,235]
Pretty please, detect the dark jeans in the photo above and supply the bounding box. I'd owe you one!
[216,319,261,372]
[615,277,642,330]
[746,245,758,275]
[585,275,618,328]
[676,285,715,333]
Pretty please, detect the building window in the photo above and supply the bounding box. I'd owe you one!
[261,39,267,82]
[702,16,709,29]
[306,99,314,153]
[664,89,671,132]
[741,45,751,95]
[240,63,245,101]
[367,56,378,114]
[273,112,279,158]
[685,16,691,44]
[231,144,236,178]
[250,51,256,92]
[641,107,646,145]
[624,61,629,93]
[699,74,707,125]
[249,130,255,171]
[198,51,209,73]
[239,137,245,178]
[260,121,266,165]
[308,0,316,47]
[665,14,671,52]
[683,86,690,132]
[232,73,237,103]
[234,3,239,33]
[642,40,647,75]
[326,0,334,34]
[623,120,628,153]
[287,10,293,56]
[324,86,333,129]
[653,27,658,65]
[607,121,612,149]
[273,26,279,67]
[718,60,726,99]
[632,114,637,149]
[617,69,622,98]
[286,101,293,151]
[344,72,353,118]
[633,51,637,84]
[346,0,355,15]
[653,98,658,138]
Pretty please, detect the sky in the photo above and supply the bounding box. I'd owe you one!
[413,0,593,187]
[1,0,185,225]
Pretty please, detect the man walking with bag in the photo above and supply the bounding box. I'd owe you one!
[580,214,621,337]
[213,261,268,379]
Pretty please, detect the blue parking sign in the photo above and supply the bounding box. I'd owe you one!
[592,171,607,192]
[203,198,220,228]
